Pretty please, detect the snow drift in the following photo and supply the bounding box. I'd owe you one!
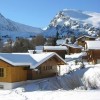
[82,66,100,89]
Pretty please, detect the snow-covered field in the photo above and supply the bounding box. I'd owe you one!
[0,89,100,100]
[0,56,100,100]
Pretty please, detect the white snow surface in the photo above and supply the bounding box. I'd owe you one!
[63,9,100,28]
[43,46,68,50]
[63,9,91,20]
[0,89,100,100]
[83,66,100,89]
[65,52,87,59]
[85,41,100,50]
[0,53,37,67]
[56,38,71,45]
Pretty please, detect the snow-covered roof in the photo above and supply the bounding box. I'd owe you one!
[44,46,68,50]
[56,38,71,45]
[0,53,37,67]
[65,52,87,59]
[35,46,44,50]
[65,43,83,49]
[30,52,67,68]
[28,50,43,54]
[0,52,67,69]
[95,37,100,41]
[56,39,66,45]
[76,35,96,40]
[85,41,100,50]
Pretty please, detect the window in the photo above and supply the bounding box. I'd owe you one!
[43,66,46,70]
[0,68,4,77]
[43,66,52,70]
[48,66,52,70]
[0,85,4,89]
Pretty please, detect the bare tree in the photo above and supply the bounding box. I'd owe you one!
[31,34,46,46]
[13,38,35,52]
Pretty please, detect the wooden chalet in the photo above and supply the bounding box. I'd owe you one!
[64,43,83,55]
[0,52,67,89]
[43,46,68,59]
[85,41,100,64]
[76,35,96,49]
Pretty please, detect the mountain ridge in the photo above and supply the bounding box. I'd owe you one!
[0,13,43,33]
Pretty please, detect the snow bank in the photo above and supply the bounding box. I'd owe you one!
[22,68,87,91]
[21,63,100,91]
[82,66,100,89]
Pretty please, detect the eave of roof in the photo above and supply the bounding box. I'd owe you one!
[76,35,96,40]
[64,44,83,49]
[43,46,68,50]
[30,52,67,68]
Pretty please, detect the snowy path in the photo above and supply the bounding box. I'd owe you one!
[19,90,100,100]
[0,89,100,100]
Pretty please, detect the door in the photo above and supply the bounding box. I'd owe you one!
[27,70,33,80]
[97,59,100,64]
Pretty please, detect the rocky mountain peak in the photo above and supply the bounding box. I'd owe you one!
[44,9,100,38]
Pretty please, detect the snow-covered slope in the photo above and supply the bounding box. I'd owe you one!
[44,9,100,37]
[8,19,43,33]
[0,13,43,40]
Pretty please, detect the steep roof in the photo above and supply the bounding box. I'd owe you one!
[0,52,67,69]
[44,46,67,50]
[85,41,100,50]
[30,52,67,68]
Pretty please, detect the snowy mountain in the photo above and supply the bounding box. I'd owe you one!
[1,9,100,40]
[0,13,43,40]
[43,9,100,37]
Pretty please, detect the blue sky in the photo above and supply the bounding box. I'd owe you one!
[0,0,100,28]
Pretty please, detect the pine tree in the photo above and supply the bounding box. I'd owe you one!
[56,31,59,40]
[0,36,3,51]
[70,35,76,44]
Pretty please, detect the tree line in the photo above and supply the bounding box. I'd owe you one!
[0,34,58,53]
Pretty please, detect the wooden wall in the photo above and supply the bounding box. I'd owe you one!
[87,50,100,64]
[31,57,58,80]
[43,50,67,59]
[67,47,81,54]
[0,60,28,82]
[78,41,85,48]
[77,37,95,49]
